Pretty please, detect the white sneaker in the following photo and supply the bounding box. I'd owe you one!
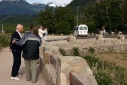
[11,76,20,80]
[17,74,21,78]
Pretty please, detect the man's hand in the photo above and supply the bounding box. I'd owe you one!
[12,40,15,43]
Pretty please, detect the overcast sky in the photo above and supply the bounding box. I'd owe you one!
[27,0,72,6]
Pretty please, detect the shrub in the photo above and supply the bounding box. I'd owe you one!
[73,47,80,56]
[0,34,10,49]
[95,71,113,85]
[88,47,95,54]
[59,48,66,56]
[0,43,2,51]
[83,55,127,85]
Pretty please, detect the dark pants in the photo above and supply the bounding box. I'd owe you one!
[11,50,21,77]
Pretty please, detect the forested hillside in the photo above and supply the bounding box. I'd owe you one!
[0,15,38,33]
[67,0,94,13]
[67,0,127,34]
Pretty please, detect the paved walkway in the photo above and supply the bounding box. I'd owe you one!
[0,47,46,85]
[0,35,66,85]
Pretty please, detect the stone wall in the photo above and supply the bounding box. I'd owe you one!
[55,39,127,56]
[39,44,98,85]
[40,38,127,85]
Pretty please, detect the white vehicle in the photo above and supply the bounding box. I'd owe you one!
[74,24,88,38]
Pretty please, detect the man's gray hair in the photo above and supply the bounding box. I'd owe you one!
[16,24,23,30]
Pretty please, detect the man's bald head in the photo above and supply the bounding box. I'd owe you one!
[16,24,24,33]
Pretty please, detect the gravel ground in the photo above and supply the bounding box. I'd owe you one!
[0,47,46,85]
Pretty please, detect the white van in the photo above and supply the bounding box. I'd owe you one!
[74,24,88,37]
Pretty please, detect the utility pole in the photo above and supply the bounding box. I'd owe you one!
[77,6,79,26]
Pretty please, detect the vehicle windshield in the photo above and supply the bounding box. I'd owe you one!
[79,26,84,30]
[79,26,88,30]
[84,27,87,30]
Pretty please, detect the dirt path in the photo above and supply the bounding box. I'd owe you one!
[0,47,46,85]
[97,52,127,70]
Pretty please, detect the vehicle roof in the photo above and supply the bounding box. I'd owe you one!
[79,24,87,26]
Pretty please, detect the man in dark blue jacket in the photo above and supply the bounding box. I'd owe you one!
[10,24,23,80]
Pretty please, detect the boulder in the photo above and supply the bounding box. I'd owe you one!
[117,34,125,40]
[67,35,76,42]
[96,34,104,40]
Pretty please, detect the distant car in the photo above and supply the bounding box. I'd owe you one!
[74,24,88,38]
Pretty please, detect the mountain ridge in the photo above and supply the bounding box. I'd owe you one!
[0,0,60,15]
[0,0,41,15]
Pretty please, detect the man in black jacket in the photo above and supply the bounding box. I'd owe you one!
[10,24,24,80]
[13,26,42,83]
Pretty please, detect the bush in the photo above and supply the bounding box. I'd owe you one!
[73,47,80,56]
[59,48,66,56]
[95,71,113,85]
[88,47,95,54]
[83,55,127,85]
[0,43,2,50]
[0,34,10,49]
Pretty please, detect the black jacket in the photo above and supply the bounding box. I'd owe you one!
[15,31,42,60]
[10,31,22,51]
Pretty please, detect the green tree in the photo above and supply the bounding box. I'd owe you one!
[55,21,71,34]
[38,6,55,34]
[38,6,75,34]
[84,2,97,33]
[67,0,127,34]
[55,7,75,34]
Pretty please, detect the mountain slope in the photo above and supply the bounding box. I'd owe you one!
[0,0,62,15]
[0,0,45,15]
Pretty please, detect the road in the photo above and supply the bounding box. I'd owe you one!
[45,35,122,45]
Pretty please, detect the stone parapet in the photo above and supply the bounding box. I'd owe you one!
[55,40,127,58]
[59,56,97,85]
[56,39,127,49]
[70,72,91,85]
[40,44,98,85]
[40,55,56,85]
